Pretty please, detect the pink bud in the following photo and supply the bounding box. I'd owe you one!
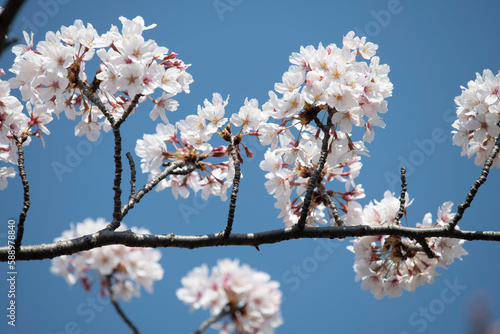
[243,144,253,158]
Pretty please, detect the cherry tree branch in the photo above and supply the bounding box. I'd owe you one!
[296,108,334,231]
[449,134,500,229]
[105,276,140,334]
[0,0,26,57]
[13,134,30,251]
[2,224,499,262]
[223,136,242,238]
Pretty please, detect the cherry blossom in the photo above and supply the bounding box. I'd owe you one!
[6,15,192,146]
[0,166,16,190]
[346,192,468,299]
[0,17,487,317]
[50,218,164,302]
[452,69,500,167]
[177,259,283,334]
[258,31,392,227]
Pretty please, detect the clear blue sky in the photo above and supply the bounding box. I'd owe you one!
[1,0,500,333]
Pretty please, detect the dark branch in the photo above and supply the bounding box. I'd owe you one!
[415,237,436,259]
[296,108,334,231]
[0,0,27,57]
[105,276,140,334]
[223,137,242,238]
[449,134,500,229]
[126,152,136,202]
[3,224,500,262]
[13,134,30,251]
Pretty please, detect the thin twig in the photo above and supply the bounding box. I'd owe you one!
[126,153,136,201]
[105,276,140,334]
[13,134,30,251]
[449,134,500,229]
[192,304,231,334]
[223,137,242,238]
[393,167,407,226]
[296,108,334,231]
[116,94,142,127]
[120,161,190,218]
[318,183,343,226]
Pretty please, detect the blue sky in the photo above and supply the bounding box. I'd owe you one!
[1,0,500,333]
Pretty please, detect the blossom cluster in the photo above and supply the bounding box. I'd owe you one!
[0,71,27,189]
[135,92,268,200]
[50,218,164,301]
[452,69,500,167]
[5,15,190,145]
[346,191,468,299]
[0,16,192,190]
[258,31,392,226]
[176,259,283,334]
